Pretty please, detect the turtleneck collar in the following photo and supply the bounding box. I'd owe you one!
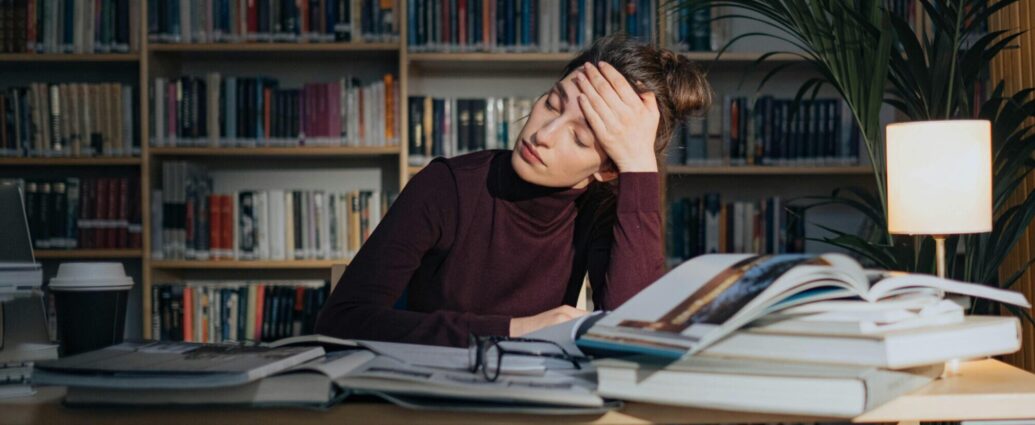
[490,151,589,225]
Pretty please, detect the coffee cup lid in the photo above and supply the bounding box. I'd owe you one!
[49,262,134,291]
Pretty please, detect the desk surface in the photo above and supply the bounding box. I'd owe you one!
[4,359,1035,425]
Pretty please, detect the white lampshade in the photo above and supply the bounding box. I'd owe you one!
[886,120,992,235]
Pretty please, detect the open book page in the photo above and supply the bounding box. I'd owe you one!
[868,271,1031,307]
[580,253,869,357]
[525,311,606,357]
[357,340,547,374]
[334,354,603,407]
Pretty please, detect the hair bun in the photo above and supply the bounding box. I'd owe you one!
[657,50,711,121]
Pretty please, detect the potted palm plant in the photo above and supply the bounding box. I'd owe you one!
[663,0,1035,322]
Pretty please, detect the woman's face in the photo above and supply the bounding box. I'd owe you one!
[511,69,618,189]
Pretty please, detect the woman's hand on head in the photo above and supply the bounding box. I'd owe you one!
[574,61,660,173]
[509,305,589,337]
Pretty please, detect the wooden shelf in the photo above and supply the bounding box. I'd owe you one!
[148,42,400,53]
[666,165,873,175]
[151,259,347,269]
[681,51,808,63]
[148,146,401,157]
[0,157,141,166]
[0,53,140,62]
[35,249,143,259]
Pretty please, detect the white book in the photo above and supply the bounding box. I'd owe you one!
[704,315,1020,369]
[595,355,942,417]
[269,190,286,261]
[285,191,296,260]
[228,291,238,342]
[370,191,382,234]
[338,193,349,258]
[315,192,328,259]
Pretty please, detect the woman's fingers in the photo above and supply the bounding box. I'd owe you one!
[598,61,642,108]
[573,72,618,126]
[582,62,631,115]
[577,93,610,139]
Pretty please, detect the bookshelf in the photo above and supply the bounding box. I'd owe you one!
[2,1,879,341]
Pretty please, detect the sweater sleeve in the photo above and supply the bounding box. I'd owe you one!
[586,172,666,309]
[313,161,511,347]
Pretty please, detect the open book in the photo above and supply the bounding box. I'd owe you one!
[577,253,1030,359]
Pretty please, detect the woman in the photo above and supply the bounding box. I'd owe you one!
[314,34,712,347]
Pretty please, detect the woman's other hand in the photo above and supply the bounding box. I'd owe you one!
[509,305,589,336]
[574,61,660,173]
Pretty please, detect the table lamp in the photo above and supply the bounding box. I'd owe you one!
[886,120,992,278]
[886,120,992,377]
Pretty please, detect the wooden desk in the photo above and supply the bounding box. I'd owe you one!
[4,359,1035,425]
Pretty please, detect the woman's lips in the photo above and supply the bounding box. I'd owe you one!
[520,140,545,165]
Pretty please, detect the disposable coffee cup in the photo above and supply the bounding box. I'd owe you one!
[49,262,134,356]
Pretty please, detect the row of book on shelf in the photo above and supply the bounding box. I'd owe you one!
[406,95,531,165]
[150,280,331,344]
[154,161,396,261]
[669,96,864,167]
[150,74,399,148]
[147,0,399,43]
[0,0,139,53]
[408,0,654,52]
[1,177,142,250]
[666,195,805,267]
[0,83,138,158]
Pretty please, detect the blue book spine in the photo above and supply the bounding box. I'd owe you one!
[408,0,417,47]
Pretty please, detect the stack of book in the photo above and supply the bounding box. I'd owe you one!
[666,195,806,267]
[150,280,329,343]
[150,74,399,148]
[146,0,399,43]
[0,0,139,53]
[153,161,394,261]
[0,177,142,251]
[407,95,533,165]
[574,253,1030,417]
[0,83,139,158]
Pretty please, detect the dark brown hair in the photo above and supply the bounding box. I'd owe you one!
[561,34,713,160]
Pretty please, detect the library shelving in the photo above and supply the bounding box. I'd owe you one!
[3,0,880,341]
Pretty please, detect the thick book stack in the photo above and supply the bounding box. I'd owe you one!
[154,161,395,261]
[659,4,729,52]
[407,95,532,165]
[0,0,138,53]
[150,280,329,343]
[668,96,861,167]
[2,176,141,250]
[150,74,398,148]
[666,195,805,266]
[0,83,138,158]
[407,0,655,53]
[146,0,398,43]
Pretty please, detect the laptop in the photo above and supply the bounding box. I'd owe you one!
[0,182,43,300]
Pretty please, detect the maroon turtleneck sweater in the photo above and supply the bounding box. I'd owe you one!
[314,150,664,347]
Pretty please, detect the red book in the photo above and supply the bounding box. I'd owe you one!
[247,0,258,38]
[95,178,108,249]
[442,0,450,46]
[209,194,221,256]
[108,178,119,248]
[299,0,309,36]
[295,286,304,312]
[384,75,394,140]
[26,0,35,51]
[221,195,233,259]
[183,286,193,342]
[330,81,341,141]
[253,283,265,341]
[459,0,467,47]
[264,87,272,141]
[118,177,129,248]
